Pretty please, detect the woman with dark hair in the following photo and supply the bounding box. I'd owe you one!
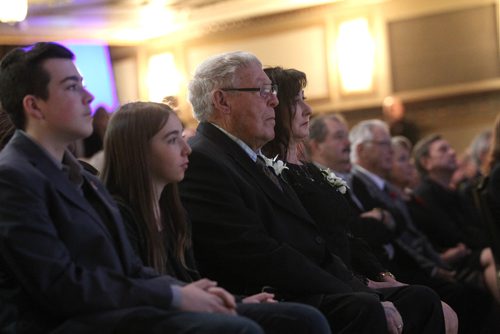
[102,101,332,334]
[262,67,458,334]
[262,67,396,286]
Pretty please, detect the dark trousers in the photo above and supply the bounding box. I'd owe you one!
[52,307,263,334]
[51,302,331,334]
[396,267,497,334]
[292,292,387,333]
[237,302,331,334]
[379,285,445,334]
[290,285,444,334]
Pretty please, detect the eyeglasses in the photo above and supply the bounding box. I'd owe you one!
[221,84,278,98]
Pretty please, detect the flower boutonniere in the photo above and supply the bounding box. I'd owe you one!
[261,155,289,176]
[320,168,349,194]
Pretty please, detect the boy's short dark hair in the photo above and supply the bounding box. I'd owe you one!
[0,42,74,130]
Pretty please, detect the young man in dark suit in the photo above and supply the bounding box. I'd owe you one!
[180,51,445,333]
[0,42,331,334]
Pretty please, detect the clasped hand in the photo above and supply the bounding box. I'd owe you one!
[179,279,278,315]
[179,278,237,315]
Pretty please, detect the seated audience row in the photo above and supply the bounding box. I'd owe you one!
[2,41,499,333]
[307,115,499,333]
[0,42,330,334]
[102,101,330,333]
[178,53,446,333]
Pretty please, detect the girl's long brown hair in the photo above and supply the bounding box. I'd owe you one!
[102,102,189,274]
[484,113,500,175]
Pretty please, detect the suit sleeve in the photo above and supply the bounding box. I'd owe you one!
[346,186,396,246]
[349,235,386,279]
[180,149,367,296]
[0,165,178,317]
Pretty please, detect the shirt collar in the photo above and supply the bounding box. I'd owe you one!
[62,150,84,189]
[18,130,62,169]
[211,123,259,162]
[312,161,327,170]
[18,130,84,188]
[355,164,386,190]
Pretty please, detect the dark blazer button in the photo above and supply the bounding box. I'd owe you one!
[315,236,324,244]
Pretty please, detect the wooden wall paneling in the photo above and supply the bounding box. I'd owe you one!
[388,4,500,92]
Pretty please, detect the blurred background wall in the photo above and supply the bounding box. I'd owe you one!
[0,0,499,152]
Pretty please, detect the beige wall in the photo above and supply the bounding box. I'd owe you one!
[111,0,500,152]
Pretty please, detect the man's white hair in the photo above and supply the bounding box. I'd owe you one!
[188,51,262,122]
[349,119,389,163]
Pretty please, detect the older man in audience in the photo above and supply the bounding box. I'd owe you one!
[349,120,496,333]
[179,51,446,333]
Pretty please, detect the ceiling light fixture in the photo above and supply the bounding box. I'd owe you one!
[0,0,28,24]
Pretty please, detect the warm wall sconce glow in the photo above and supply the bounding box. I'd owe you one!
[0,0,28,23]
[147,53,183,103]
[137,0,185,40]
[336,18,375,93]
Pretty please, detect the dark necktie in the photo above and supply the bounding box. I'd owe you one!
[256,155,283,191]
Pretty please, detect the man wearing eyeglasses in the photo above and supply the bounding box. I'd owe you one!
[180,52,446,333]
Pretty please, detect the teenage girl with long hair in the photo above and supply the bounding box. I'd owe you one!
[102,101,331,334]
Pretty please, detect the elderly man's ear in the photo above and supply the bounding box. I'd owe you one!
[212,90,231,115]
[356,142,366,159]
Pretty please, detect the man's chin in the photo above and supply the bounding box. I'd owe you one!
[265,130,275,142]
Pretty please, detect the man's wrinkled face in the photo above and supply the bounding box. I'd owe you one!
[224,63,279,151]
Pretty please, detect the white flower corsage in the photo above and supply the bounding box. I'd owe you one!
[261,155,289,176]
[320,168,349,194]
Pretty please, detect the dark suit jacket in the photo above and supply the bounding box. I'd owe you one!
[282,163,385,280]
[179,122,374,301]
[350,166,445,277]
[413,177,487,251]
[487,163,500,227]
[0,131,180,333]
[347,175,397,249]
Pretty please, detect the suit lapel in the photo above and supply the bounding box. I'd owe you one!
[81,175,133,269]
[352,166,414,229]
[198,123,316,224]
[352,166,393,209]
